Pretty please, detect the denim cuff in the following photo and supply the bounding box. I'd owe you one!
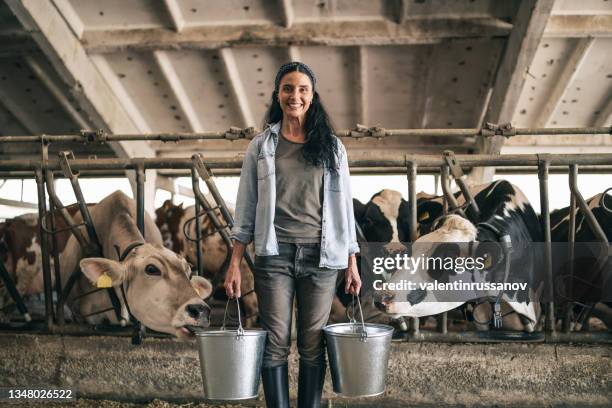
[230,228,253,245]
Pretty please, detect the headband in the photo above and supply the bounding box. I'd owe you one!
[274,61,316,92]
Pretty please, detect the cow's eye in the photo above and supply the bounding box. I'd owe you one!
[145,264,162,276]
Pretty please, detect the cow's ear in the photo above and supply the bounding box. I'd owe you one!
[80,258,126,288]
[191,276,213,299]
[353,199,366,223]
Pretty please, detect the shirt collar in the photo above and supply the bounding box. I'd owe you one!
[269,121,281,135]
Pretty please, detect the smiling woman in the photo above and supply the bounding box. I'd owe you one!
[224,62,361,408]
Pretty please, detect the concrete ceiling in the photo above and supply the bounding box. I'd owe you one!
[0,0,610,165]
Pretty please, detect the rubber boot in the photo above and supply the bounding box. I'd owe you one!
[297,361,325,408]
[261,363,289,408]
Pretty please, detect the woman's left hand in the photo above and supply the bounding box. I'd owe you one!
[344,255,361,295]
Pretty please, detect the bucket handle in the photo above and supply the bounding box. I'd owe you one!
[347,295,368,342]
[221,296,245,340]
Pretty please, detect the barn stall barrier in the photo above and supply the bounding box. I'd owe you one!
[0,155,256,340]
[1,124,611,342]
[0,152,611,343]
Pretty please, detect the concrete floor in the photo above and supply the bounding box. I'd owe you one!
[0,334,610,407]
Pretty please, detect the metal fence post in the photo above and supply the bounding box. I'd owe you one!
[537,157,554,333]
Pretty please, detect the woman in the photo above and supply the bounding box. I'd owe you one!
[225,61,361,408]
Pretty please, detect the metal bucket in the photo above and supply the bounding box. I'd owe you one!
[194,298,267,400]
[323,296,394,397]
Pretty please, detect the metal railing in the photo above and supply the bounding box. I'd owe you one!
[1,125,611,343]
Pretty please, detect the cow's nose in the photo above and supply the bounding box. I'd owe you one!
[186,303,210,321]
[373,291,394,311]
[384,242,407,256]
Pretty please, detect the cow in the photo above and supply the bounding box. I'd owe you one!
[0,209,82,321]
[155,199,258,327]
[1,214,43,299]
[328,190,434,328]
[550,191,612,330]
[60,191,213,338]
[372,180,544,332]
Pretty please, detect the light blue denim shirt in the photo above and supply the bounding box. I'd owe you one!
[231,121,360,269]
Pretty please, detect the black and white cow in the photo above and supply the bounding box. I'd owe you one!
[373,180,544,332]
[550,192,612,329]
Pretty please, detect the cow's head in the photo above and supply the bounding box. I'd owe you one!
[373,214,477,317]
[80,243,212,338]
[354,190,450,244]
[155,200,185,253]
[354,190,411,244]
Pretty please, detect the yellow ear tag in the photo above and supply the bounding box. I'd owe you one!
[418,211,429,222]
[96,272,113,288]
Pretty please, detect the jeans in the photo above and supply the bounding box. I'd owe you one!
[254,242,339,368]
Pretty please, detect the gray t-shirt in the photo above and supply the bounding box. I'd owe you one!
[274,133,324,243]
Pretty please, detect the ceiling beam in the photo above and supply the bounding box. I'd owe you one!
[153,50,203,132]
[279,0,294,29]
[534,38,594,128]
[162,0,185,33]
[24,55,90,131]
[544,15,612,38]
[288,45,301,62]
[79,17,513,53]
[220,48,256,128]
[0,15,608,58]
[388,0,407,25]
[51,0,84,39]
[74,15,612,53]
[355,46,368,126]
[469,0,555,184]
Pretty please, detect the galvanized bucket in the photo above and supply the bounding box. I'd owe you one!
[323,296,394,397]
[194,297,267,400]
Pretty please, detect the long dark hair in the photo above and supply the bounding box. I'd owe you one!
[263,72,338,172]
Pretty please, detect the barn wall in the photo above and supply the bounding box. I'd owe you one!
[0,334,610,406]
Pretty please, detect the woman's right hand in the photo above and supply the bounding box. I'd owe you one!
[224,262,242,298]
[225,240,246,298]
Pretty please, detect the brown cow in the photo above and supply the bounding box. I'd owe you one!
[0,210,80,320]
[60,191,213,338]
[155,199,258,327]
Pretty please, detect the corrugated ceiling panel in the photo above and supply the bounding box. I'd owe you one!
[293,0,387,21]
[513,38,579,127]
[364,45,429,129]
[103,52,188,132]
[553,0,612,15]
[232,47,288,126]
[0,57,79,134]
[0,1,23,32]
[69,0,169,30]
[404,0,520,19]
[423,39,504,128]
[549,38,612,126]
[163,50,244,130]
[0,104,28,136]
[179,0,281,26]
[297,46,358,129]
